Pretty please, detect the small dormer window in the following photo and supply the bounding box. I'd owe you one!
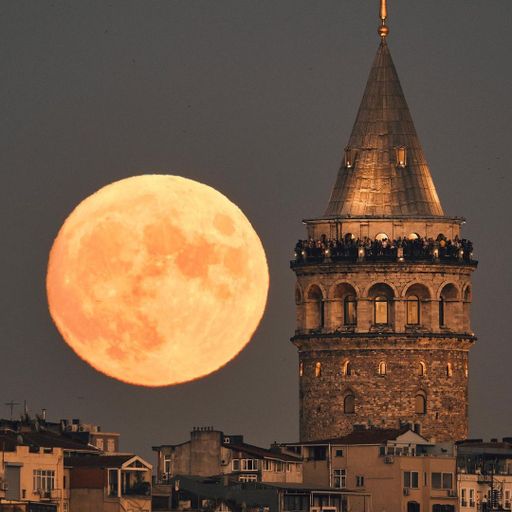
[395,146,407,168]
[344,147,357,168]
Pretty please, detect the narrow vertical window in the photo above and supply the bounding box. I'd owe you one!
[344,296,357,325]
[418,362,426,376]
[406,296,420,325]
[446,363,453,377]
[315,362,322,377]
[395,146,407,168]
[378,361,387,376]
[299,362,304,377]
[439,297,445,327]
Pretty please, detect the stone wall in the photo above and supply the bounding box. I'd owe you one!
[296,336,472,442]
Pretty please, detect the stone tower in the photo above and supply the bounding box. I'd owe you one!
[292,5,477,443]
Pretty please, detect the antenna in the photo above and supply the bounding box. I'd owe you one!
[4,401,21,420]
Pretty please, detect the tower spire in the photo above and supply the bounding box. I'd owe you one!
[378,0,389,39]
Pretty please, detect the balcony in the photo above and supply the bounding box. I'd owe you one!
[291,236,476,268]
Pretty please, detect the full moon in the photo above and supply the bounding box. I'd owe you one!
[46,175,269,386]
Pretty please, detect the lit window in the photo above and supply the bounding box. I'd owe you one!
[315,362,322,377]
[239,474,257,483]
[374,296,389,324]
[96,438,104,450]
[395,146,407,168]
[333,469,346,489]
[107,439,115,452]
[344,296,357,325]
[418,361,426,376]
[342,360,352,376]
[404,471,419,489]
[415,394,426,415]
[406,296,420,325]
[447,363,453,377]
[378,361,387,376]
[299,362,303,377]
[344,394,355,414]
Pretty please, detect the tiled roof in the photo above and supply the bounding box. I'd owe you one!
[0,429,98,451]
[324,41,444,218]
[286,427,412,446]
[65,454,134,468]
[225,442,301,462]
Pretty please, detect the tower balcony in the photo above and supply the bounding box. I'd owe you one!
[291,236,476,269]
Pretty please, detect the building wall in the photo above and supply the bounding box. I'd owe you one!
[3,446,66,512]
[294,258,475,443]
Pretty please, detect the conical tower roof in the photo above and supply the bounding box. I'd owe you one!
[324,40,444,218]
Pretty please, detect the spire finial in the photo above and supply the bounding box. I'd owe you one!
[378,0,389,39]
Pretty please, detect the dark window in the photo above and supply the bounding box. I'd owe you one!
[439,298,445,327]
[344,296,357,325]
[344,394,355,414]
[311,446,327,461]
[404,471,419,489]
[335,449,344,457]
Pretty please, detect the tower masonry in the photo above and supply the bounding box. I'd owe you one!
[291,7,477,443]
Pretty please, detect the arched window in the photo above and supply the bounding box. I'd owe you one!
[299,362,304,377]
[344,295,357,325]
[418,362,426,377]
[374,296,389,325]
[342,360,352,377]
[315,362,322,377]
[446,363,453,378]
[415,394,426,415]
[406,296,420,325]
[344,394,355,414]
[439,283,459,329]
[378,361,387,376]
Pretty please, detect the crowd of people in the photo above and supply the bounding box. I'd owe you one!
[293,234,474,263]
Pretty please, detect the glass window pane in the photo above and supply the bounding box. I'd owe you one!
[407,297,420,325]
[432,472,441,489]
[375,298,388,324]
[344,297,357,325]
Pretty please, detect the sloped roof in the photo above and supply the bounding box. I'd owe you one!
[324,41,444,218]
[285,427,426,446]
[65,454,135,468]
[0,429,98,452]
[224,442,301,462]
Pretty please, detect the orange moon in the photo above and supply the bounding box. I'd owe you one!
[46,175,269,386]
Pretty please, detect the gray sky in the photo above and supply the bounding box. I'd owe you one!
[1,0,511,462]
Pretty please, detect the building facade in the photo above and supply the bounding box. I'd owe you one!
[283,427,458,512]
[153,427,302,485]
[292,6,477,444]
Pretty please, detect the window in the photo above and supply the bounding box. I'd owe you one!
[107,439,115,452]
[396,146,407,168]
[404,471,419,489]
[431,472,453,489]
[108,469,118,497]
[461,488,467,507]
[262,460,272,471]
[415,394,426,415]
[470,488,475,507]
[299,362,303,377]
[342,360,352,376]
[439,297,445,327]
[406,296,420,325]
[447,363,453,377]
[33,470,55,493]
[335,449,344,457]
[240,459,258,471]
[344,394,355,414]
[96,438,104,450]
[274,461,284,472]
[315,362,322,377]
[333,469,346,489]
[232,459,240,471]
[374,296,389,324]
[378,361,387,376]
[344,296,357,325]
[418,361,426,376]
[239,474,257,483]
[356,475,364,487]
[163,455,172,475]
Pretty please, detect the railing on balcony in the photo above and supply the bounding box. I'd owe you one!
[291,236,475,266]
